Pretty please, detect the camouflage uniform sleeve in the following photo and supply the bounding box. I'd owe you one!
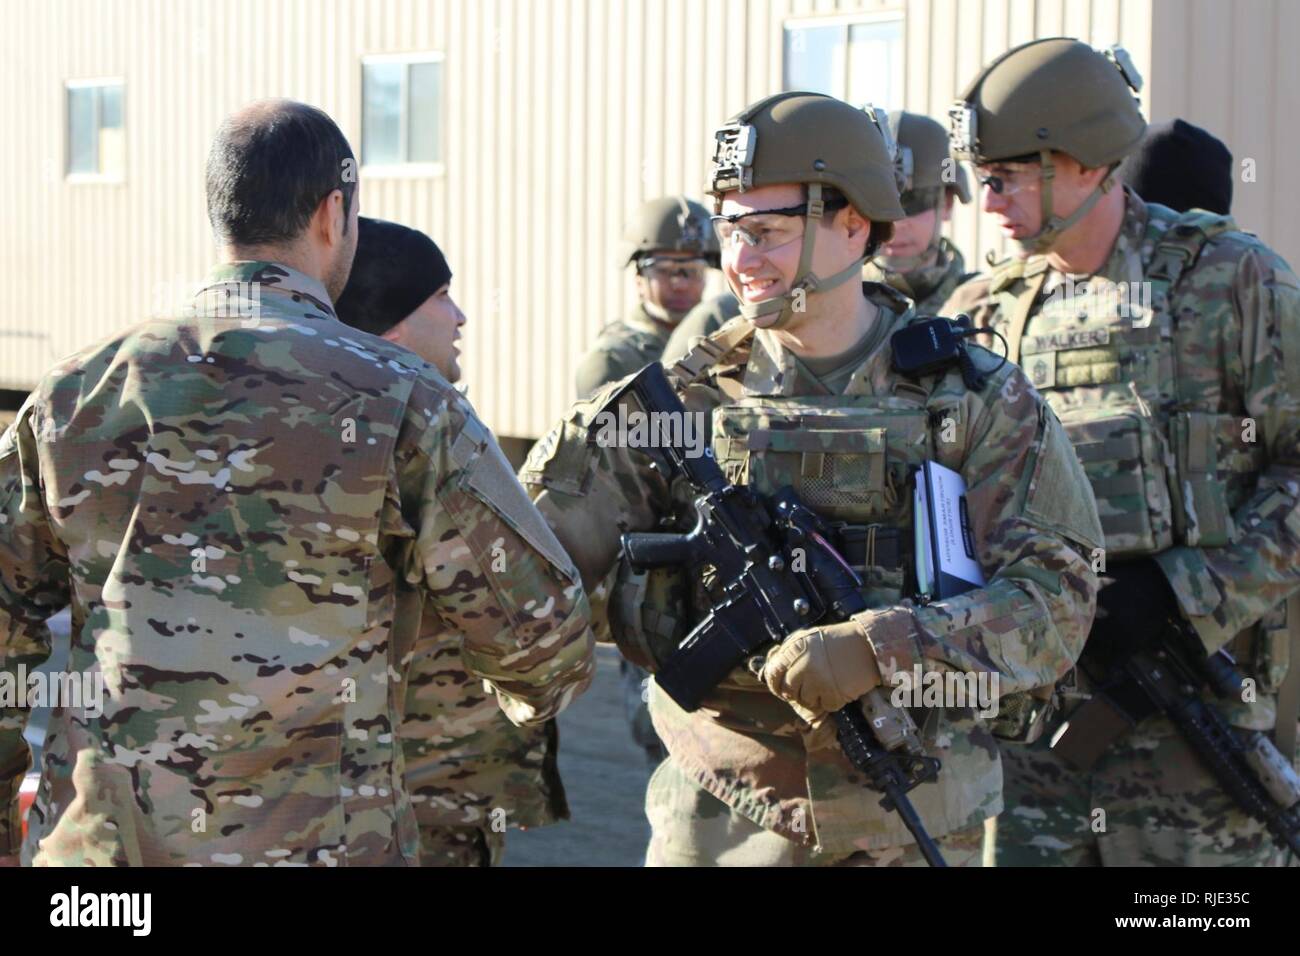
[574,341,627,400]
[390,379,595,727]
[519,384,670,592]
[0,402,69,854]
[1155,239,1300,650]
[855,362,1103,694]
[938,273,997,327]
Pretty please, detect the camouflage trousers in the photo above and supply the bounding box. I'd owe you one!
[997,727,1285,867]
[620,660,666,765]
[416,824,506,867]
[644,756,987,866]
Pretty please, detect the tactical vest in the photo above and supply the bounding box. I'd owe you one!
[991,207,1262,558]
[991,207,1290,711]
[612,313,966,677]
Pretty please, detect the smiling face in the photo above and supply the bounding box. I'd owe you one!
[384,283,466,382]
[717,182,871,333]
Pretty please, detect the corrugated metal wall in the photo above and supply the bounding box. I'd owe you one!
[1147,0,1299,271]
[1,0,1293,440]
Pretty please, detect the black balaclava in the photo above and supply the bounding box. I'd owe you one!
[1121,119,1233,215]
[334,217,452,336]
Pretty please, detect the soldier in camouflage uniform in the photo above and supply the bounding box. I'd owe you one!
[574,196,720,399]
[334,217,567,867]
[523,92,1102,866]
[576,196,721,766]
[943,38,1300,866]
[0,101,593,867]
[862,111,973,316]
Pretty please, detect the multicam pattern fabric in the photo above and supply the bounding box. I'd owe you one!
[864,238,970,317]
[574,304,674,399]
[0,261,594,866]
[996,728,1282,867]
[400,613,567,860]
[574,300,685,756]
[522,281,1101,858]
[944,188,1300,864]
[643,755,988,866]
[414,823,505,867]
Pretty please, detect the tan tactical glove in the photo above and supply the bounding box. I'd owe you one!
[762,618,882,723]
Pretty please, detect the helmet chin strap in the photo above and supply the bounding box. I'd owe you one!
[736,183,868,330]
[1014,151,1119,256]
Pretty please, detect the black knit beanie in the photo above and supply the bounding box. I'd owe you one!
[334,217,452,336]
[1121,119,1233,215]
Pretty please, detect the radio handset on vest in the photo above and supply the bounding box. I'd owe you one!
[890,315,1008,391]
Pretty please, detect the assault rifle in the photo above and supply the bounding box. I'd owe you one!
[1054,582,1300,856]
[606,362,946,866]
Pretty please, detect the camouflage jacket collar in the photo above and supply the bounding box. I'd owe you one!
[992,187,1151,295]
[740,283,912,397]
[1041,188,1150,296]
[197,260,337,318]
[866,238,967,308]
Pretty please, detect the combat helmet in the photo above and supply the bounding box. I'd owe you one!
[706,91,905,328]
[881,110,971,269]
[623,196,720,269]
[949,37,1146,254]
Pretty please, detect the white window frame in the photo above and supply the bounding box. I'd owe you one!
[781,10,905,110]
[360,51,446,178]
[65,77,126,184]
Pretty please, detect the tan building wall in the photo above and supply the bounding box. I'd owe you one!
[0,0,1293,440]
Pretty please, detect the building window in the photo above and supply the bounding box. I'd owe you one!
[66,81,124,179]
[783,15,904,112]
[362,54,444,171]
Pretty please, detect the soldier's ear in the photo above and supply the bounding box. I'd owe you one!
[840,204,870,241]
[312,188,347,248]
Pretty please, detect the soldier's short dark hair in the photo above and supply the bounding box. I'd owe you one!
[205,100,356,246]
